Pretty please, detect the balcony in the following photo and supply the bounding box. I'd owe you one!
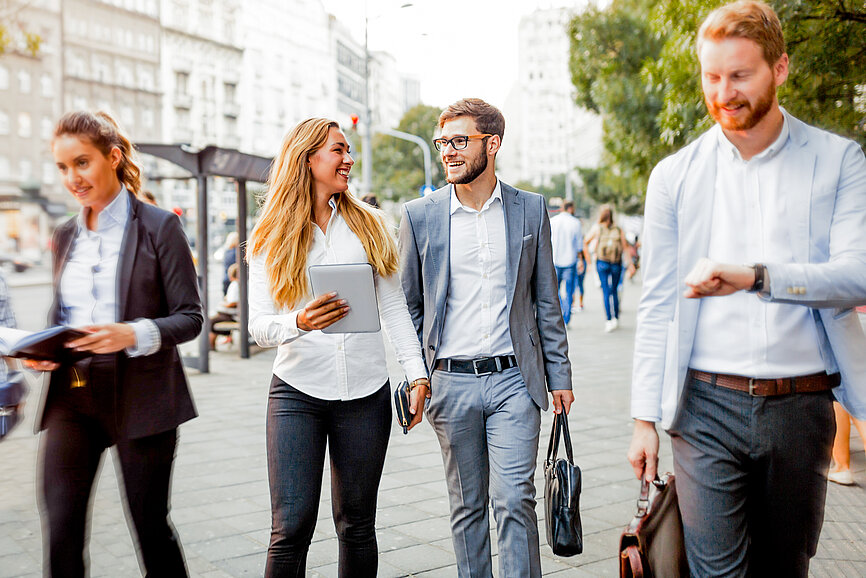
[174,93,192,109]
[223,102,240,118]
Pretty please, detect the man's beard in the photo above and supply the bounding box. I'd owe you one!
[445,151,488,185]
[706,81,775,131]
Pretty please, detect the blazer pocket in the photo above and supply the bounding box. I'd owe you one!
[522,234,534,247]
[833,307,854,320]
[528,326,538,346]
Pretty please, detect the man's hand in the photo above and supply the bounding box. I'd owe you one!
[297,292,348,331]
[684,258,755,299]
[66,323,137,354]
[627,419,660,482]
[407,378,430,431]
[551,389,575,414]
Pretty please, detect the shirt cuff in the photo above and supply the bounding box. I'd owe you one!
[403,358,428,384]
[281,310,310,344]
[125,319,161,357]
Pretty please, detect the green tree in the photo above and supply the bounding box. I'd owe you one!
[0,1,42,57]
[365,104,446,202]
[568,0,866,208]
[568,0,675,211]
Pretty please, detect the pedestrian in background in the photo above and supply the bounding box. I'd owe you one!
[628,2,866,575]
[550,200,583,326]
[247,117,429,577]
[829,403,866,485]
[217,231,239,294]
[0,270,16,386]
[583,205,632,332]
[30,110,201,577]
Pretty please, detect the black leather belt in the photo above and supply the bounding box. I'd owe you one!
[434,355,518,376]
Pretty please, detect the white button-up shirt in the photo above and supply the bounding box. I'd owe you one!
[437,181,514,360]
[248,198,427,400]
[550,211,583,268]
[59,187,158,357]
[690,119,826,377]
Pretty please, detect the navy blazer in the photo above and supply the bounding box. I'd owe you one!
[36,192,203,439]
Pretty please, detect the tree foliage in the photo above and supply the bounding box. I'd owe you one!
[568,0,866,209]
[0,1,42,57]
[368,104,447,202]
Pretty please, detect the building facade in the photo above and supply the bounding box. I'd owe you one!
[500,7,602,193]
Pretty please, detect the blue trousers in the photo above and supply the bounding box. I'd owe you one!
[555,264,577,325]
[670,375,835,577]
[596,259,622,321]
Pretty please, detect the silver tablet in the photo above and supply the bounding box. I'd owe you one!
[307,263,381,333]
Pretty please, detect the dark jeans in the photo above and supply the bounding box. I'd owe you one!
[596,259,622,320]
[39,356,187,578]
[554,264,577,324]
[265,376,391,577]
[670,375,835,577]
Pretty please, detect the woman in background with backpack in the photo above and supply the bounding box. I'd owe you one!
[584,204,633,332]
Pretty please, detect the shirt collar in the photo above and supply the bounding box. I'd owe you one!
[717,116,790,162]
[76,185,130,234]
[450,179,502,215]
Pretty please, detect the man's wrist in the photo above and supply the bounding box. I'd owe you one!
[409,377,429,392]
[747,263,766,293]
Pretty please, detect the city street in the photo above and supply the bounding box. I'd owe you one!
[1,272,865,576]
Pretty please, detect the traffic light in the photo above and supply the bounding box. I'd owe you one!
[350,114,359,131]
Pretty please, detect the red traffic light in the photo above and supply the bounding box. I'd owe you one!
[350,114,359,130]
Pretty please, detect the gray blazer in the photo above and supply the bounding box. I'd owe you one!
[398,181,571,411]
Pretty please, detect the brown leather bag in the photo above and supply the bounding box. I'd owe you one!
[619,473,688,578]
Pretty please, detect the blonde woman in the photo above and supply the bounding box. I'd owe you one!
[584,204,633,332]
[247,118,429,576]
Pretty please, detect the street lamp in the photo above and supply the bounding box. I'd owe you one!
[362,2,414,197]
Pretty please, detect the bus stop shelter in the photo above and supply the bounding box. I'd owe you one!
[137,144,272,373]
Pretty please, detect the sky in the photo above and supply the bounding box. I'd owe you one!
[320,0,587,110]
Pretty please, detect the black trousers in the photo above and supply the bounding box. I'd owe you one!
[669,375,835,577]
[265,376,391,578]
[39,356,187,578]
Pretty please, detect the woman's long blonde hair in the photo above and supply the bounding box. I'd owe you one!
[247,118,399,310]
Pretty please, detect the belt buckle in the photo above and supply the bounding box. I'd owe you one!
[748,378,757,396]
[472,358,494,376]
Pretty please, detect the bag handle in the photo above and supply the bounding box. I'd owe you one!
[636,473,668,517]
[546,411,575,465]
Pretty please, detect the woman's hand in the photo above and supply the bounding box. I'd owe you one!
[23,359,60,372]
[297,292,349,331]
[66,323,137,354]
[407,378,430,431]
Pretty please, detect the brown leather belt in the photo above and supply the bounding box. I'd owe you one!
[690,369,840,397]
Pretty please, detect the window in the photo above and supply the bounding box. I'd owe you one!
[175,71,189,96]
[41,117,52,140]
[0,111,8,135]
[43,161,55,184]
[19,159,33,180]
[40,73,53,97]
[142,107,154,129]
[224,82,236,104]
[0,65,8,90]
[18,70,31,94]
[18,113,31,138]
[0,157,9,178]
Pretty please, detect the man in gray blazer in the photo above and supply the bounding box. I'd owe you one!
[399,98,573,577]
[628,2,866,576]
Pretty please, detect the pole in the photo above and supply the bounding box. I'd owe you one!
[378,128,432,191]
[196,173,209,373]
[236,179,249,359]
[362,12,373,197]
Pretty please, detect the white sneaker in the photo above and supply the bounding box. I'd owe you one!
[612,318,619,329]
[604,320,615,333]
[828,469,855,485]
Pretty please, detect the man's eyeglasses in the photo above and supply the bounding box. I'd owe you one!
[432,134,492,151]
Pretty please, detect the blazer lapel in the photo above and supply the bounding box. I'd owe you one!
[781,115,815,263]
[50,221,76,324]
[502,183,523,309]
[425,189,451,318]
[117,194,139,320]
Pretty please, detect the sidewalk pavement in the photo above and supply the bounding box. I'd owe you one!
[1,279,865,577]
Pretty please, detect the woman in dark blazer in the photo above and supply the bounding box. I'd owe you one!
[28,111,202,577]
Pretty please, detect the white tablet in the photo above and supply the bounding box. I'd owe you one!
[307,263,381,333]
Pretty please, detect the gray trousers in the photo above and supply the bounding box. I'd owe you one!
[427,366,542,578]
[670,375,835,577]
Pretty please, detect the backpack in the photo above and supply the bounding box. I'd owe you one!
[597,225,622,263]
